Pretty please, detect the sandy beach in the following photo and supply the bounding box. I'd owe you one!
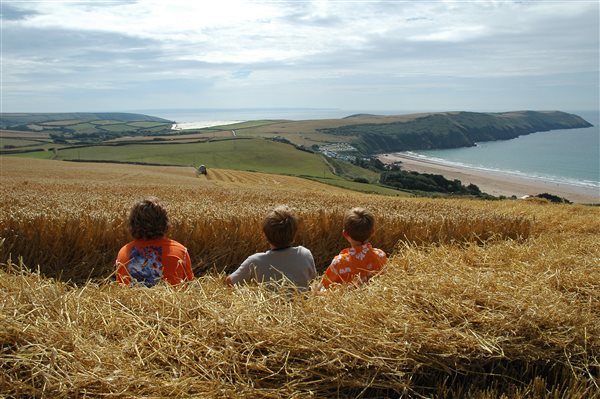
[172,120,245,130]
[378,153,599,204]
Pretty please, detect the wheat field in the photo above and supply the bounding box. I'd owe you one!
[1,157,599,398]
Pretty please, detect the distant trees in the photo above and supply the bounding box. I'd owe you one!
[380,170,486,197]
[49,133,68,144]
[535,193,572,204]
[351,157,386,172]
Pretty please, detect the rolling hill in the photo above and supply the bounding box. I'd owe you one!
[0,112,174,138]
[313,110,593,154]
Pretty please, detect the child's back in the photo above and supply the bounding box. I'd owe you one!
[228,245,316,290]
[116,197,193,287]
[117,237,192,287]
[321,243,386,289]
[321,207,387,289]
[226,206,316,291]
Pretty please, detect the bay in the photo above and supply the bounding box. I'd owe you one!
[407,110,599,189]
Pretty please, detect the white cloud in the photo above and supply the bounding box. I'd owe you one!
[408,25,488,43]
[1,0,598,111]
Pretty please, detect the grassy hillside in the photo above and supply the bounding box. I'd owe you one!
[40,138,336,176]
[1,157,598,398]
[0,112,174,140]
[316,111,593,154]
[8,138,406,195]
[0,112,171,127]
[222,114,433,148]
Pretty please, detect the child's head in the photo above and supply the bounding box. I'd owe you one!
[128,197,170,240]
[343,207,375,243]
[262,205,298,249]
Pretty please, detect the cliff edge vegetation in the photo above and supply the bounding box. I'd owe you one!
[315,111,592,154]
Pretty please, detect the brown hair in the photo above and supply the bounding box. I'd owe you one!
[262,205,298,249]
[128,197,170,240]
[344,207,375,243]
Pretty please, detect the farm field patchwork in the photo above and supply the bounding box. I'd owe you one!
[19,138,338,176]
[7,137,404,195]
[0,157,598,398]
[0,138,48,148]
[0,113,174,137]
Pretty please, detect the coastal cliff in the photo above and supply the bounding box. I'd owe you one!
[316,111,593,155]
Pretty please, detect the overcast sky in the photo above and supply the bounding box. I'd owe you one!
[1,0,598,114]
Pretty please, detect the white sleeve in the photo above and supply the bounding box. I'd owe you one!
[228,256,255,285]
[302,247,317,279]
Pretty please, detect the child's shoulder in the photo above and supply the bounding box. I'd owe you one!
[370,247,387,260]
[294,245,313,255]
[118,241,136,256]
[248,250,270,260]
[157,237,188,250]
[330,248,352,263]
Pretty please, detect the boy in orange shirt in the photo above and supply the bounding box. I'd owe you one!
[116,197,194,287]
[320,207,387,289]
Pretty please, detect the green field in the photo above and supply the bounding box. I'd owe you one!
[41,119,83,126]
[208,120,280,130]
[7,138,409,195]
[68,122,98,133]
[95,124,136,132]
[326,157,380,183]
[45,139,338,178]
[0,138,49,148]
[127,121,171,128]
[8,149,56,158]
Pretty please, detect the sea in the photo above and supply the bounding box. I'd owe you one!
[404,110,599,191]
[135,108,600,191]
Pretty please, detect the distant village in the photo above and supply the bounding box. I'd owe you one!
[271,135,362,162]
[317,143,360,161]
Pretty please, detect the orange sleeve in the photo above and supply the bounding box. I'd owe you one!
[116,247,131,286]
[165,248,193,285]
[375,249,388,272]
[321,257,343,289]
[183,249,194,282]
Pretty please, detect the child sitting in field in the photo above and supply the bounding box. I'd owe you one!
[226,205,317,291]
[116,197,194,287]
[320,207,387,290]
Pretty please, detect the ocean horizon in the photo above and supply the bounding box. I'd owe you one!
[135,107,364,123]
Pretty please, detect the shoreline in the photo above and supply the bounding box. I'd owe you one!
[172,120,245,130]
[378,153,599,204]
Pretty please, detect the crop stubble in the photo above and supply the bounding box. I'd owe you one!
[1,157,599,398]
